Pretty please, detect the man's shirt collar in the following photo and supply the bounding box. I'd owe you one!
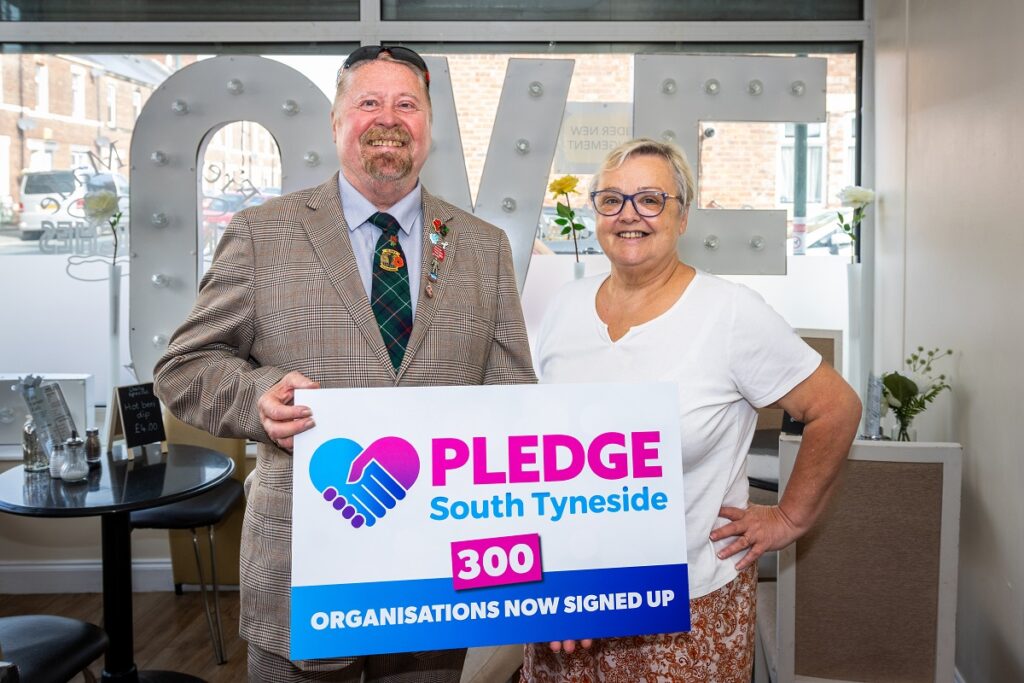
[338,171,421,235]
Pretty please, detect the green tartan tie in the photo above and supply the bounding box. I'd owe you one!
[368,212,413,370]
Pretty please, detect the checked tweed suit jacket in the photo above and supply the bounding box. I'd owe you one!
[154,174,537,660]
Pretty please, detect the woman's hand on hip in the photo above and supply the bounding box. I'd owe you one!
[257,371,320,451]
[711,504,801,571]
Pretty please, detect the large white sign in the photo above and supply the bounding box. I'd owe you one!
[291,382,688,659]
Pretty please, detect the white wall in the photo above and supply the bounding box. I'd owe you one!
[876,1,1024,679]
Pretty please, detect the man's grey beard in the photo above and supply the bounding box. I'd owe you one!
[361,126,415,182]
[363,149,414,182]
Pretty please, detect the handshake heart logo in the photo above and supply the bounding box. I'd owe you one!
[308,437,420,529]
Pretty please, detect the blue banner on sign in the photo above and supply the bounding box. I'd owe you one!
[291,563,689,659]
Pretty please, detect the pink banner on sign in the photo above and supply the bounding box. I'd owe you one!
[450,533,543,590]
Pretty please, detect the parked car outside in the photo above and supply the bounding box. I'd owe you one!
[201,188,280,252]
[18,169,129,240]
[202,189,278,229]
[802,215,854,259]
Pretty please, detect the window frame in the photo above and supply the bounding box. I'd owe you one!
[70,144,91,170]
[25,138,53,171]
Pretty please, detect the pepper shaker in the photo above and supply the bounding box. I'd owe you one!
[85,428,102,467]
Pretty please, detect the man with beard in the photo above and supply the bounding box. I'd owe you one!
[153,46,536,682]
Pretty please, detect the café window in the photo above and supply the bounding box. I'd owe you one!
[0,44,862,403]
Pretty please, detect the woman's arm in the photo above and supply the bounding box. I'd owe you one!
[712,362,862,570]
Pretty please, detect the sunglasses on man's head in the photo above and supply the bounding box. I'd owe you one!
[340,45,430,89]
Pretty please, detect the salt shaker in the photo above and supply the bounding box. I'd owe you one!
[61,432,89,483]
[85,427,102,467]
[48,441,66,479]
[22,415,49,472]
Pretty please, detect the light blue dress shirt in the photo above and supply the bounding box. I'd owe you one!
[337,172,423,316]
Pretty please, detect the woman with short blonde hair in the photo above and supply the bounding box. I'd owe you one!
[523,138,861,682]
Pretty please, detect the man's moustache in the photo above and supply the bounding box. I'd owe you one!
[361,128,411,145]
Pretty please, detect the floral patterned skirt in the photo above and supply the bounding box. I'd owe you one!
[521,564,757,683]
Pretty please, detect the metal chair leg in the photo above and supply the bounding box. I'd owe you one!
[207,525,227,665]
[190,527,224,664]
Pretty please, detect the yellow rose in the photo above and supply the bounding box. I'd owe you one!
[84,190,120,221]
[548,175,580,197]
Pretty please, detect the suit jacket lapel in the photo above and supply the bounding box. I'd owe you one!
[398,188,458,379]
[301,174,394,373]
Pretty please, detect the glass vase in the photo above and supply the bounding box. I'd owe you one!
[894,423,917,442]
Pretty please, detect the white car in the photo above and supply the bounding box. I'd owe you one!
[18,169,129,240]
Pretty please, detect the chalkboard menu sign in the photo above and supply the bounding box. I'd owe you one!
[110,383,166,450]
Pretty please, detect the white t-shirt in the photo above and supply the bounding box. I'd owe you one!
[535,270,821,598]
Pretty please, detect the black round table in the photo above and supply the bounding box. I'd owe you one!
[0,443,234,683]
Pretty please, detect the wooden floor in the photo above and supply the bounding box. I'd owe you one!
[0,590,248,681]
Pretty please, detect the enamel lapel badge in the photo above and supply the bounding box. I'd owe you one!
[426,218,450,298]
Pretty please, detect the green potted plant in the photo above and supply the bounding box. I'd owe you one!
[882,347,953,441]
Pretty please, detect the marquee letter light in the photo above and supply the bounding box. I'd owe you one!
[634,55,827,275]
[129,55,338,381]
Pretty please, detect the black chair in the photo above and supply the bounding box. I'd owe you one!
[129,477,244,665]
[0,614,108,683]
